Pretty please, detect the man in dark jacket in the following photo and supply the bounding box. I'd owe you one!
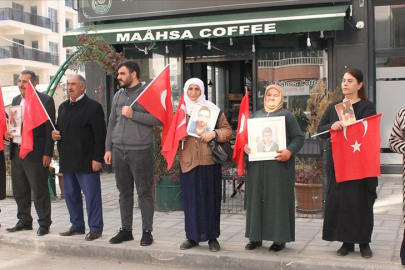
[52,74,106,241]
[4,70,55,236]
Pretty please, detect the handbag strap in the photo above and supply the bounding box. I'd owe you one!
[214,111,224,129]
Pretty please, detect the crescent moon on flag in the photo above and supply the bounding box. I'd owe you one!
[343,120,368,141]
[239,114,246,134]
[177,104,186,128]
[160,90,167,111]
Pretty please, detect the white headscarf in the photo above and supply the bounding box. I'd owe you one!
[183,78,218,116]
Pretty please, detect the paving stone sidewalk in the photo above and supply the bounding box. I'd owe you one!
[0,173,403,269]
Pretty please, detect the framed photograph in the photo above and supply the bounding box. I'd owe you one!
[187,102,220,138]
[247,116,286,161]
[334,100,356,125]
[8,105,22,136]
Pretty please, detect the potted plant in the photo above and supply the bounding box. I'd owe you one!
[295,157,323,213]
[152,126,182,211]
[294,80,343,213]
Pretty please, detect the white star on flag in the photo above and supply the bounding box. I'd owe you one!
[350,140,361,152]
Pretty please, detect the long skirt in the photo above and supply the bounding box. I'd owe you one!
[180,164,222,242]
[322,174,377,244]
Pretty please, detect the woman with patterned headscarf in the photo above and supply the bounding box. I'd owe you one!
[179,78,232,252]
[243,84,304,252]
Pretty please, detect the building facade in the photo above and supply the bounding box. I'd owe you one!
[0,0,80,105]
[64,0,405,172]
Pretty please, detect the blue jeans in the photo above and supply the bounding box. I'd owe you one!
[63,172,103,233]
[112,146,154,231]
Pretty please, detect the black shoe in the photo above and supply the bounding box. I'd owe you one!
[180,239,199,250]
[6,223,33,232]
[245,241,263,250]
[337,243,355,256]
[208,239,220,252]
[269,242,286,252]
[59,229,86,236]
[359,244,372,258]
[109,229,134,244]
[85,231,102,241]
[37,226,49,236]
[140,230,153,246]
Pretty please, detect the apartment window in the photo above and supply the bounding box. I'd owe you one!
[31,6,37,15]
[65,19,72,32]
[13,39,24,59]
[49,42,58,65]
[48,8,58,32]
[32,41,38,49]
[12,3,23,11]
[13,39,24,46]
[12,2,23,21]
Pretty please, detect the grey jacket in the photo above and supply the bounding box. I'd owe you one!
[105,83,162,151]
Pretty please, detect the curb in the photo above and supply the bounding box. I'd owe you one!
[0,235,400,270]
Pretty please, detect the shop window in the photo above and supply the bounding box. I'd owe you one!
[256,34,328,131]
[375,5,405,50]
[122,41,182,111]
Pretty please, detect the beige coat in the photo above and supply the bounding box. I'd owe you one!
[179,113,232,173]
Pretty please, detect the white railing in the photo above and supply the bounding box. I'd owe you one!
[258,57,324,69]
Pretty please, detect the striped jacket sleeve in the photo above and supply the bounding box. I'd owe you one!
[389,107,405,154]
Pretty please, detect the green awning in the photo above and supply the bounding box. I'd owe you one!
[63,5,348,47]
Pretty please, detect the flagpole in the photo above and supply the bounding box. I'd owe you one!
[129,64,170,108]
[28,80,56,130]
[311,117,370,138]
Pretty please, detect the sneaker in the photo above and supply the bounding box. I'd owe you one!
[140,230,153,246]
[109,229,134,244]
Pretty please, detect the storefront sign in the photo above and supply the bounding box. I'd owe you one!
[116,24,276,42]
[64,5,347,47]
[79,0,349,23]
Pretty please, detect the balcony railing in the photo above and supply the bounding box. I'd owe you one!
[0,8,51,29]
[258,57,324,69]
[0,46,59,65]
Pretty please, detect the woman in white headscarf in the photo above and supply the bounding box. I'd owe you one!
[179,78,232,252]
[243,85,304,252]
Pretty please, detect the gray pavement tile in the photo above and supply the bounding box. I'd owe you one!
[0,173,404,269]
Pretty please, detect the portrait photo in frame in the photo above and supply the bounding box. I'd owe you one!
[334,99,356,126]
[8,105,22,136]
[247,116,286,161]
[187,102,220,138]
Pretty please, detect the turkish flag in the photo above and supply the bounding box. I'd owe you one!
[0,83,7,151]
[137,65,173,144]
[232,87,250,176]
[20,81,49,159]
[331,113,382,183]
[161,93,187,170]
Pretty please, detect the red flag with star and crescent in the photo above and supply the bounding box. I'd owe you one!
[232,87,250,176]
[161,92,187,170]
[137,65,173,145]
[20,81,50,159]
[331,113,382,183]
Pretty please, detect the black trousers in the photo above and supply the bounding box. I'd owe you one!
[11,146,51,227]
[0,151,6,200]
